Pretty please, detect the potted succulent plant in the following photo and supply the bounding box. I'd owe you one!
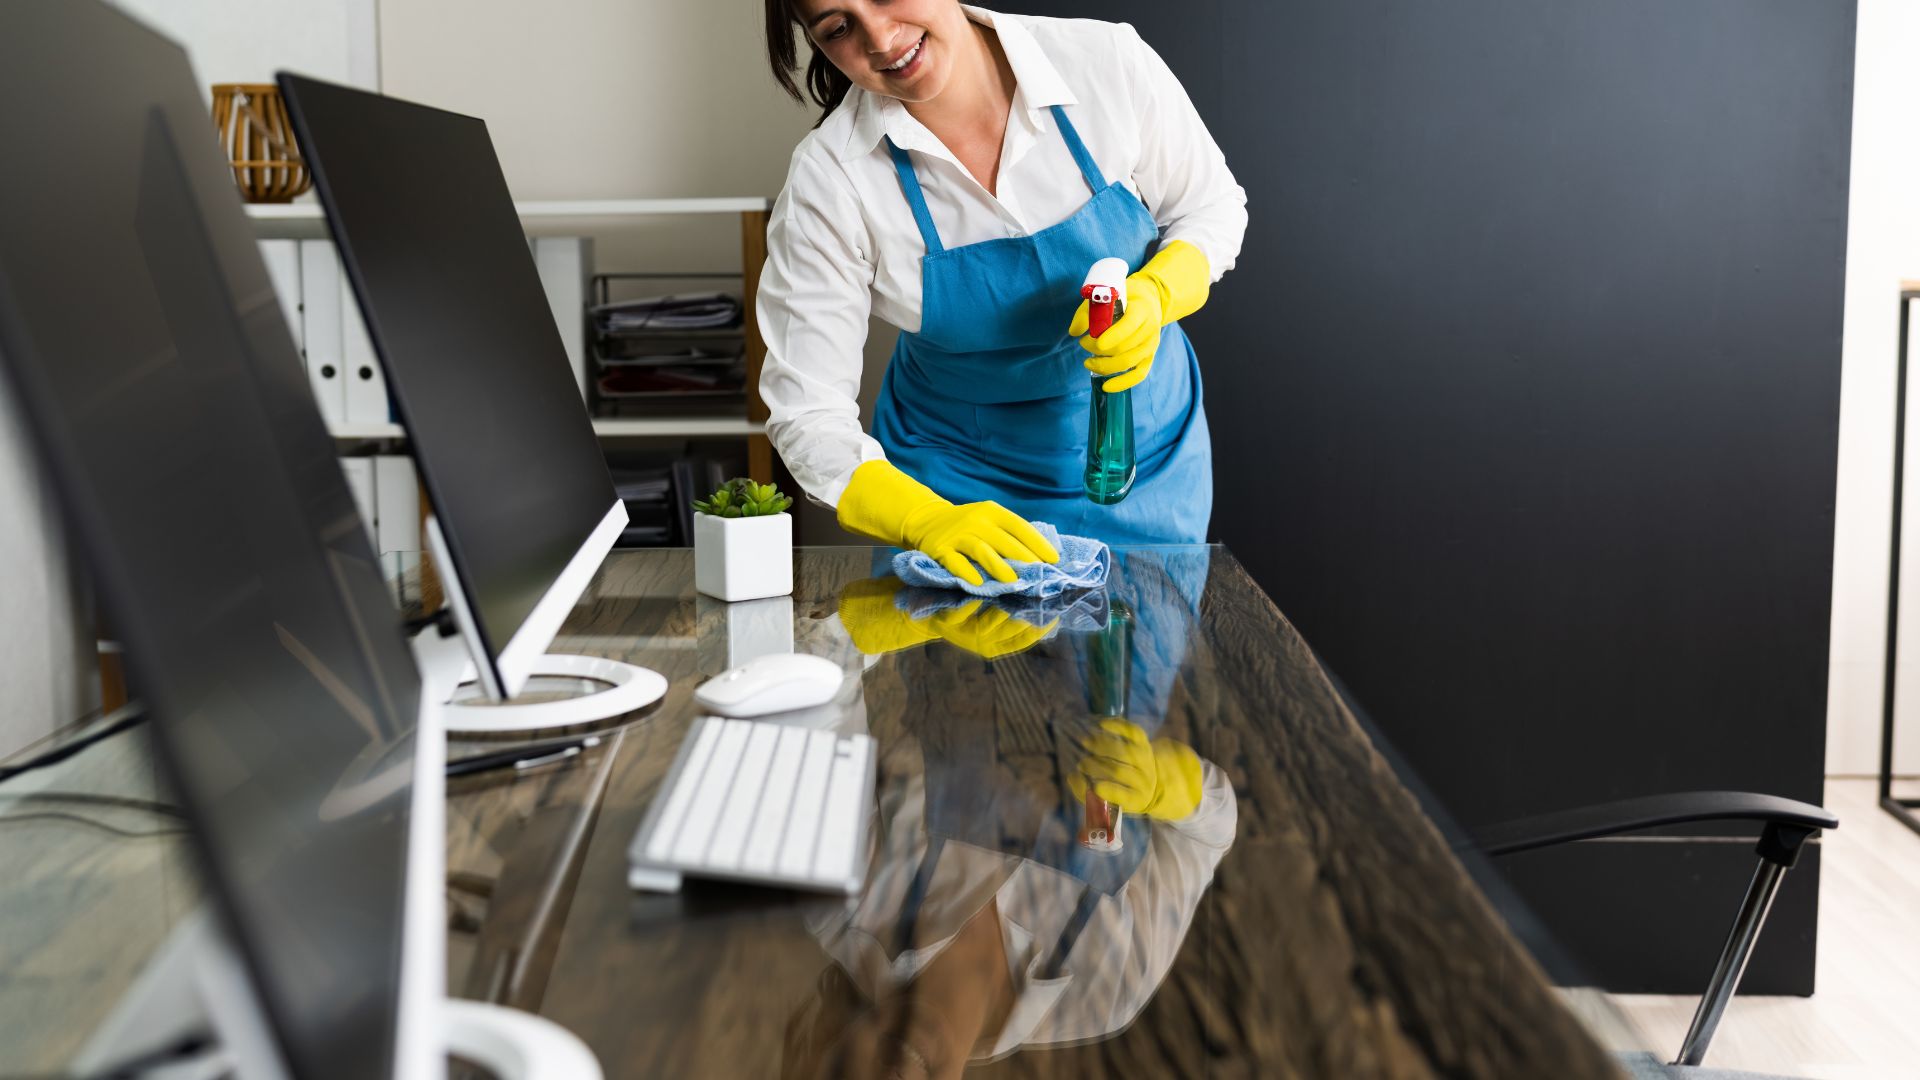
[692,478,794,602]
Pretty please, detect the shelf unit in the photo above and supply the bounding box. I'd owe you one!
[327,417,763,440]
[247,197,777,480]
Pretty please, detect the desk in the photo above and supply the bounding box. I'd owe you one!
[444,546,1631,1077]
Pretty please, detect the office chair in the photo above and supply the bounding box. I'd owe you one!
[1473,792,1838,1076]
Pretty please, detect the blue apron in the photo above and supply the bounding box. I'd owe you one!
[870,105,1213,545]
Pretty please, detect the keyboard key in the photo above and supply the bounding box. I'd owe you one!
[705,721,779,869]
[741,726,808,874]
[777,730,838,878]
[812,736,871,883]
[645,719,721,862]
[672,719,750,864]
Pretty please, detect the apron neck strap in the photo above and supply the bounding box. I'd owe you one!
[1048,105,1108,193]
[883,106,1107,257]
[884,136,946,256]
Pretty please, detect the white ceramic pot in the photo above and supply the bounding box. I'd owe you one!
[696,593,795,670]
[693,511,793,602]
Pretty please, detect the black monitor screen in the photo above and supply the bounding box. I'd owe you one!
[0,5,419,1078]
[279,75,618,676]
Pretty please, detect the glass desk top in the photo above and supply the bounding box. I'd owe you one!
[442,545,1645,1078]
[0,544,1653,1077]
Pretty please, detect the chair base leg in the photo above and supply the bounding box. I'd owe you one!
[1674,858,1788,1067]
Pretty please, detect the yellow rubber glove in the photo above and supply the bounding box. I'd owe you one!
[838,577,1057,660]
[1067,239,1213,394]
[837,576,939,655]
[836,460,1059,588]
[926,600,1057,660]
[1069,718,1204,822]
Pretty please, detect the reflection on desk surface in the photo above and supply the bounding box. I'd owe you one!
[474,545,1632,1078]
[7,546,1641,1078]
[789,748,1237,1077]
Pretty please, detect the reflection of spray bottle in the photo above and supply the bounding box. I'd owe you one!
[1081,258,1136,505]
[1078,597,1134,853]
[1080,788,1123,853]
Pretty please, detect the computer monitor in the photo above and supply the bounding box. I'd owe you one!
[0,4,437,1077]
[0,4,594,1078]
[278,75,663,730]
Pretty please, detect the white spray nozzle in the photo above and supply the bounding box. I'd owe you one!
[1083,257,1130,309]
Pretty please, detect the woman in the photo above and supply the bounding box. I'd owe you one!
[758,1,1246,586]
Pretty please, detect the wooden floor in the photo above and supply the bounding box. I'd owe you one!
[1606,780,1920,1079]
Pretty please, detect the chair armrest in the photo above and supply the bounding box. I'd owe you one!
[1469,791,1837,859]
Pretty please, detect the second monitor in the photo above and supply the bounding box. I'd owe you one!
[280,73,665,730]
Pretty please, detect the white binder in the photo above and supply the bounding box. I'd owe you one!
[297,240,346,426]
[341,278,390,424]
[256,240,302,349]
[533,236,594,400]
[340,456,377,549]
[373,455,421,555]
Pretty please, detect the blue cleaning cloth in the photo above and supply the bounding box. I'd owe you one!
[892,585,1111,634]
[892,522,1110,599]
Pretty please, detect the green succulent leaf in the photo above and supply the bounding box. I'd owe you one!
[692,475,793,516]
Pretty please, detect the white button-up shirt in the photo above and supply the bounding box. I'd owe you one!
[757,7,1249,507]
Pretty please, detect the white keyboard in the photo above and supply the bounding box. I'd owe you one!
[627,717,875,894]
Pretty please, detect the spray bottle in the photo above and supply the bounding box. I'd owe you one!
[1078,595,1135,853]
[1081,258,1136,505]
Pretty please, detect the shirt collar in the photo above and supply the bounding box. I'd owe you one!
[838,6,1078,163]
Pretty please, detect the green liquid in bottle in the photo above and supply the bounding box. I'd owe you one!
[1085,374,1136,505]
[1087,599,1134,716]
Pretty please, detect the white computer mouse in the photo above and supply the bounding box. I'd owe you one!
[693,652,845,718]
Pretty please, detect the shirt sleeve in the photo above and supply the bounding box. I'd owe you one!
[757,146,890,508]
[1120,23,1249,281]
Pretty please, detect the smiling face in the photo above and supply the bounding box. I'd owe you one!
[797,0,974,104]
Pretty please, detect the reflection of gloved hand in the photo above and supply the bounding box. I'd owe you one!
[926,600,1057,659]
[838,577,1057,660]
[836,460,1059,588]
[1069,718,1204,821]
[1068,239,1212,394]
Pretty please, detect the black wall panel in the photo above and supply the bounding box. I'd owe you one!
[1005,1,1854,991]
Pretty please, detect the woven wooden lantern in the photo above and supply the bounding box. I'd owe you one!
[209,83,311,203]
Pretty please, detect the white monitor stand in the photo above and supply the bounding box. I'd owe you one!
[426,513,666,733]
[69,913,599,1080]
[72,632,604,1080]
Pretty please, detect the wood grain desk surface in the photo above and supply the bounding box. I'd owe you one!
[0,545,1633,1077]
[441,545,1628,1078]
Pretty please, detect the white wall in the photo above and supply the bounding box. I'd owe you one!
[1827,0,1920,775]
[109,0,377,92]
[379,0,819,282]
[0,381,98,757]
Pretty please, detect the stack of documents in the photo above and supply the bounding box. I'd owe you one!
[598,344,743,367]
[593,292,742,333]
[598,357,745,399]
[591,291,747,410]
[608,456,675,547]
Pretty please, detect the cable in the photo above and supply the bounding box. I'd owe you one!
[82,1032,220,1080]
[0,1032,220,1080]
[2,792,182,819]
[0,811,185,839]
[0,703,147,786]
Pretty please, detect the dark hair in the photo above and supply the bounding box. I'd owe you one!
[765,0,854,124]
